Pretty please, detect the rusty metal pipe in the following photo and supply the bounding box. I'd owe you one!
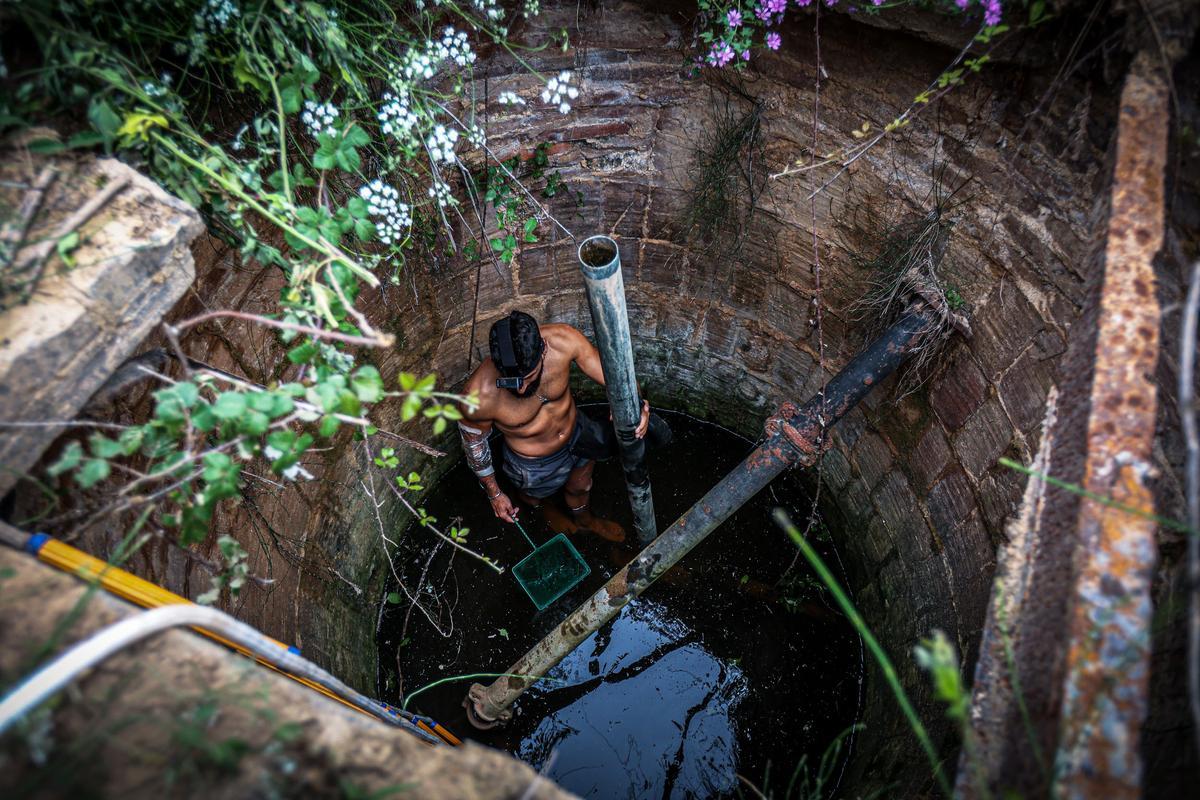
[577,235,657,543]
[465,308,937,727]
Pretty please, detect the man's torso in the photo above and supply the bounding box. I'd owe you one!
[470,324,579,459]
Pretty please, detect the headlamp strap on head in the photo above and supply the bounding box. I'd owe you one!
[496,316,518,374]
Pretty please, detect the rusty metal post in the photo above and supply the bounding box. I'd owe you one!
[465,307,937,728]
[577,235,657,543]
[1051,55,1168,800]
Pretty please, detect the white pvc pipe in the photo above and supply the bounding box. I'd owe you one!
[0,604,438,744]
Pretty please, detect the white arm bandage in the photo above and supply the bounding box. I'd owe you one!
[458,421,494,478]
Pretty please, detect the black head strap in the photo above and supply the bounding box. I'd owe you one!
[495,316,518,374]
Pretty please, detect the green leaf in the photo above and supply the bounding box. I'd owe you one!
[313,135,338,170]
[400,394,422,422]
[240,409,270,436]
[117,427,145,455]
[279,80,303,114]
[212,392,248,420]
[414,373,437,393]
[56,232,81,268]
[88,99,121,146]
[76,458,110,489]
[387,592,402,604]
[192,403,217,432]
[351,365,384,403]
[28,138,66,154]
[89,433,123,459]
[48,441,83,477]
[203,452,235,482]
[288,341,319,364]
[267,430,296,451]
[347,196,369,219]
[334,142,360,172]
[354,218,375,242]
[232,51,269,96]
[318,415,340,437]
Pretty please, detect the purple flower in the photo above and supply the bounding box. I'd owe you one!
[824,0,838,6]
[727,8,742,27]
[756,0,787,20]
[871,0,883,5]
[794,0,812,5]
[983,0,1002,26]
[954,0,969,7]
[766,31,781,50]
[707,40,735,67]
[742,49,751,60]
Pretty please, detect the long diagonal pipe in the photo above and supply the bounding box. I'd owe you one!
[578,235,657,543]
[466,306,938,727]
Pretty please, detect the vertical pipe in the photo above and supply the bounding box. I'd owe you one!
[577,235,657,543]
[466,308,936,727]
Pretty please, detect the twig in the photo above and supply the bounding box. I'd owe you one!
[359,442,452,637]
[0,165,57,270]
[1180,260,1200,763]
[386,480,504,574]
[0,420,130,431]
[15,175,131,302]
[771,24,986,200]
[433,101,576,242]
[184,358,446,458]
[172,309,393,348]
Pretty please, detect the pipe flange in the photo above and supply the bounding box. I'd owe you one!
[464,683,513,730]
[765,402,825,467]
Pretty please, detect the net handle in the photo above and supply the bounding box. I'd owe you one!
[512,518,537,550]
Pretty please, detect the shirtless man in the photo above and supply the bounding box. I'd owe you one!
[457,310,660,542]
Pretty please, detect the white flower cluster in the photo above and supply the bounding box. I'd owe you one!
[378,90,418,139]
[426,124,459,164]
[301,100,339,138]
[497,91,526,106]
[142,80,169,98]
[523,0,541,18]
[195,0,240,30]
[438,27,476,67]
[428,178,454,208]
[466,123,486,148]
[400,45,436,81]
[359,179,412,245]
[472,0,505,21]
[541,71,579,114]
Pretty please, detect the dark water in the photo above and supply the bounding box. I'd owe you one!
[377,409,862,799]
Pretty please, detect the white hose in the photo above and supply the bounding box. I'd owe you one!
[0,604,438,744]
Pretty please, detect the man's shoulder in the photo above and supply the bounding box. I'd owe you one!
[542,323,586,351]
[463,359,500,417]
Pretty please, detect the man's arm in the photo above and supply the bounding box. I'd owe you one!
[459,400,519,522]
[565,326,650,439]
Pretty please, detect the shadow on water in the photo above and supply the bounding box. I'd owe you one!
[377,409,863,799]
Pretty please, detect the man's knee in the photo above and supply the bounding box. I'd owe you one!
[565,466,594,494]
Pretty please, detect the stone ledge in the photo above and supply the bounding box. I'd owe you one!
[0,154,203,496]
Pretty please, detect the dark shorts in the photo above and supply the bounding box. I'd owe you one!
[501,411,615,499]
